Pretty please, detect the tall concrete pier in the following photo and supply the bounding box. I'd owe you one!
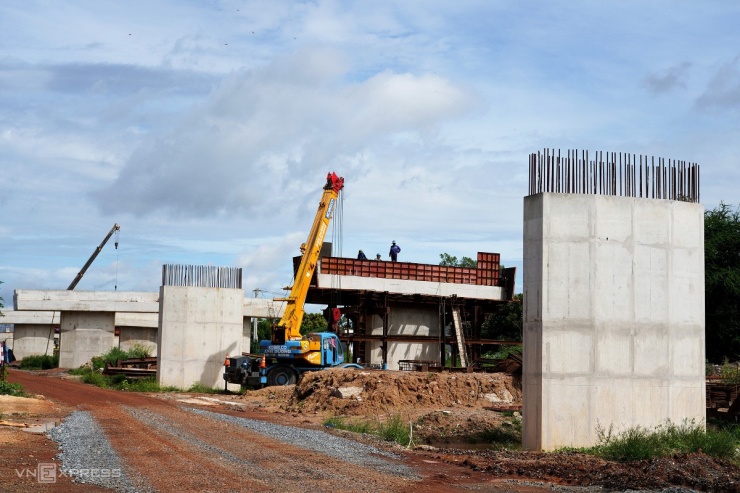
[523,153,705,450]
[156,265,244,389]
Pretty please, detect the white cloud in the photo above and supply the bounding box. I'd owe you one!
[94,47,480,220]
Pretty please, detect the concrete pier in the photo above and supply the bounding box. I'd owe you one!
[60,311,116,368]
[157,285,244,389]
[523,193,705,450]
[0,311,57,359]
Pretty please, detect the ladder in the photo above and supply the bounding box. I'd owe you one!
[451,307,468,368]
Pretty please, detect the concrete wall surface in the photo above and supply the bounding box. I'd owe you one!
[157,286,243,389]
[523,193,705,451]
[116,312,158,328]
[368,307,441,369]
[59,311,116,368]
[119,327,157,354]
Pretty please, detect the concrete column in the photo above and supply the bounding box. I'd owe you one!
[10,324,53,359]
[523,193,705,450]
[242,318,252,354]
[59,311,116,368]
[369,307,441,370]
[157,286,243,389]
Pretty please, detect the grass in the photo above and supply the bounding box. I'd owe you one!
[324,413,524,450]
[324,414,412,447]
[324,416,374,434]
[187,382,222,394]
[469,421,522,449]
[575,420,739,462]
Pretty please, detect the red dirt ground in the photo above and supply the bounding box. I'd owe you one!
[2,368,739,492]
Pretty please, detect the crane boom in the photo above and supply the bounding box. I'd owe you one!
[67,223,120,290]
[272,172,343,344]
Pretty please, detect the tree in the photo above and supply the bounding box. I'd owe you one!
[705,202,740,363]
[439,253,477,267]
[249,312,331,351]
[300,312,328,335]
[481,293,522,341]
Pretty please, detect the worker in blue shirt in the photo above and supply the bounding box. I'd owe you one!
[389,241,401,262]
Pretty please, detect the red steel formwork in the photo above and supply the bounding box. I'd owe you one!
[320,252,501,286]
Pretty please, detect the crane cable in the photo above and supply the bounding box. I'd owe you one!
[114,226,120,291]
[330,188,344,299]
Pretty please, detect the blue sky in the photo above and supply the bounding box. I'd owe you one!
[1,1,739,305]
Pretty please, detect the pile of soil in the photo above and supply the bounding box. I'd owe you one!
[244,368,523,446]
[285,368,520,416]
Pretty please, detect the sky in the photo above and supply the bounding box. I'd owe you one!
[1,0,739,307]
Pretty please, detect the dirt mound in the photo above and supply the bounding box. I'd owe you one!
[283,368,521,418]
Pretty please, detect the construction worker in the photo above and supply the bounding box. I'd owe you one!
[375,253,382,260]
[357,249,367,260]
[389,241,401,262]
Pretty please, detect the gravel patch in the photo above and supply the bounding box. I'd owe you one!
[48,411,148,493]
[185,406,419,479]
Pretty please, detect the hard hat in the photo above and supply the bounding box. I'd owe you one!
[392,240,396,244]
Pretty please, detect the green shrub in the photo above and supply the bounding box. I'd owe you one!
[110,373,128,385]
[91,347,129,370]
[0,380,29,397]
[718,363,740,384]
[80,368,108,388]
[125,344,154,359]
[19,354,58,370]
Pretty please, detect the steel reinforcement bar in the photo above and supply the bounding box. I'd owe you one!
[162,264,242,289]
[528,149,700,203]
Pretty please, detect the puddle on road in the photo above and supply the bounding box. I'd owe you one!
[21,419,60,433]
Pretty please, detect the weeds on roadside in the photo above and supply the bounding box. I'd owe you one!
[324,416,374,434]
[377,414,411,444]
[323,414,412,447]
[581,420,738,462]
[19,354,59,370]
[187,382,222,394]
[324,414,411,447]
[325,413,523,450]
[69,368,179,393]
[0,380,29,397]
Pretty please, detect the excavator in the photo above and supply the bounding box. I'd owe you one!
[223,172,360,388]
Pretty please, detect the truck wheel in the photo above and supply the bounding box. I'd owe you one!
[267,366,297,386]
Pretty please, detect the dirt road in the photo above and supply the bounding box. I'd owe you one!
[3,370,551,493]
